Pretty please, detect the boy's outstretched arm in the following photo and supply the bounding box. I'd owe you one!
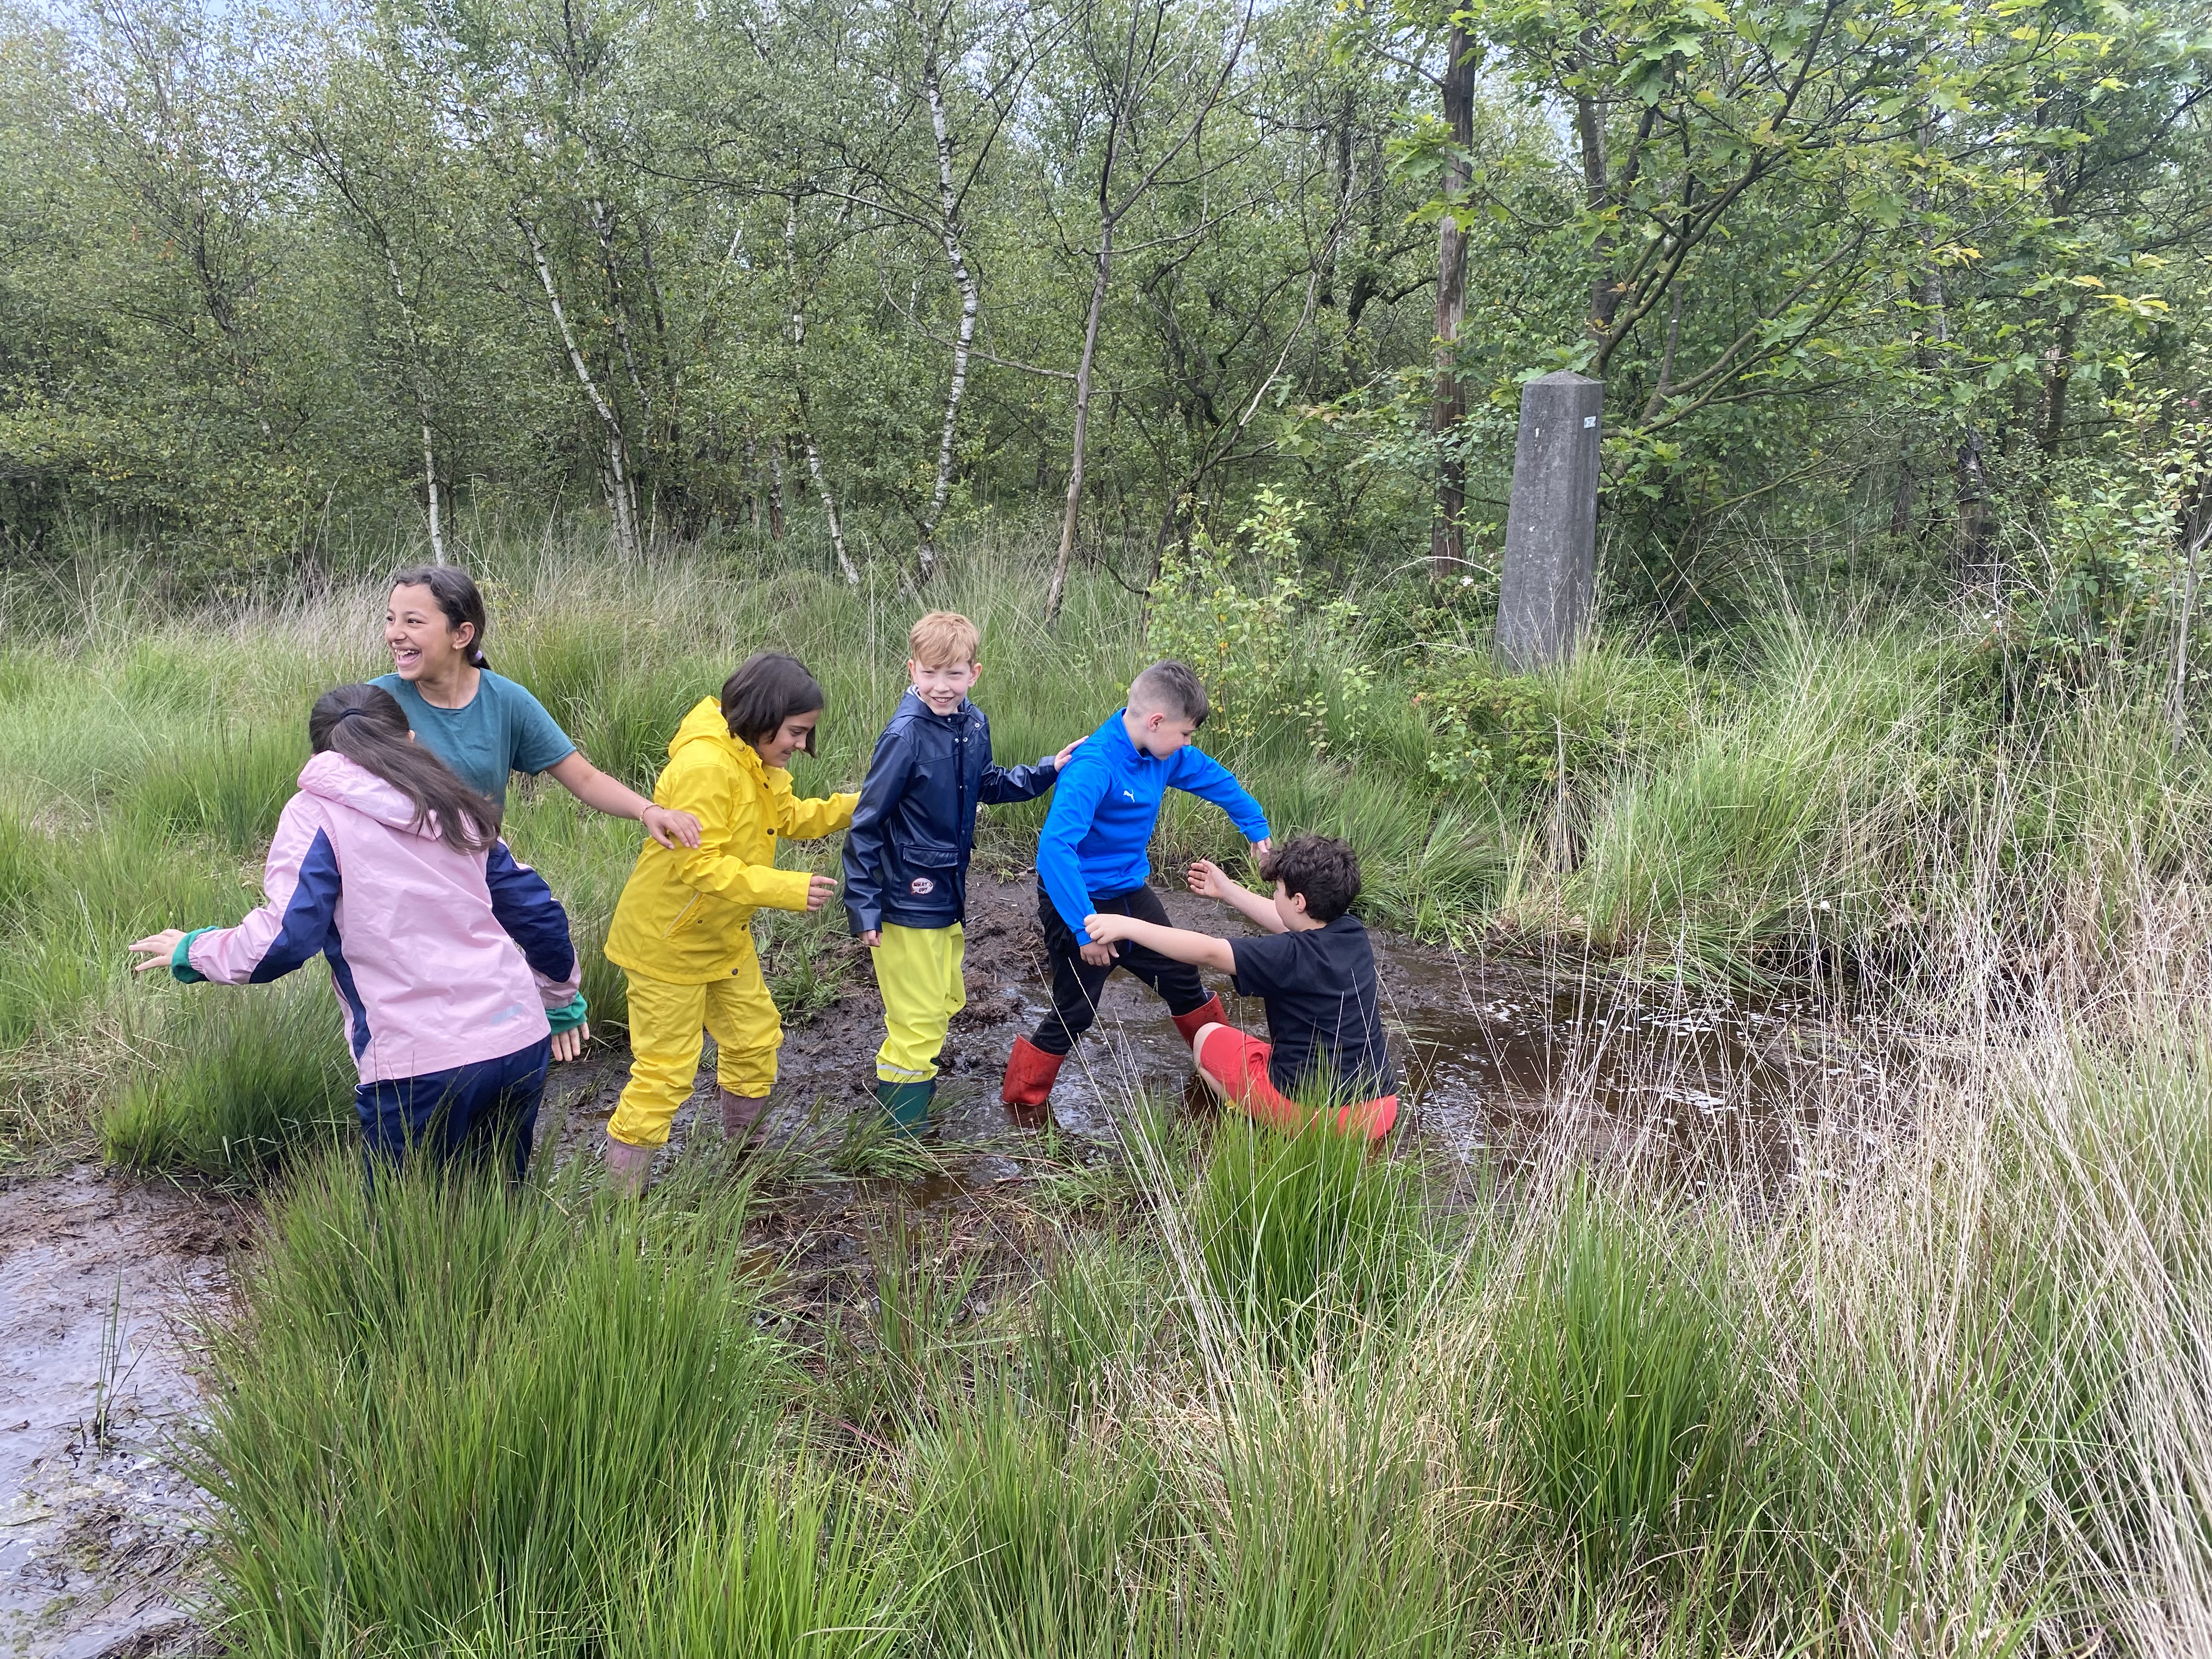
[1084,911,1234,973]
[1188,859,1288,934]
[1166,746,1271,855]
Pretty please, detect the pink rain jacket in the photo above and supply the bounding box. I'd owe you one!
[177,752,580,1084]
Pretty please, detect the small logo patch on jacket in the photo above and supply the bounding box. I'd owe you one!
[909,876,935,895]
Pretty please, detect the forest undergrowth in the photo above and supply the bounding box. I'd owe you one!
[6,525,2212,1647]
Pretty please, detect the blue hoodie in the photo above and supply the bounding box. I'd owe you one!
[843,690,1060,933]
[1038,710,1270,944]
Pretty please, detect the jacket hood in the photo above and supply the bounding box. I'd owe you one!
[297,751,441,836]
[670,697,742,760]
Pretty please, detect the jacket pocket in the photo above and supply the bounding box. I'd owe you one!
[662,893,706,939]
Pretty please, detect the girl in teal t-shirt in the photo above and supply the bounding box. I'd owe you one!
[377,567,699,848]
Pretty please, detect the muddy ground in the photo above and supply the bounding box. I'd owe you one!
[0,871,1891,1655]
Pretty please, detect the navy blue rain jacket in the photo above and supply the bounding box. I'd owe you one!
[842,691,1060,933]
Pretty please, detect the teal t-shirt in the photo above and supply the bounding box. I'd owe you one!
[370,670,575,808]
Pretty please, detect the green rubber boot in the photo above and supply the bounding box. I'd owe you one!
[875,1077,935,1138]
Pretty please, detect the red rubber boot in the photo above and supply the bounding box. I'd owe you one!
[1170,994,1227,1051]
[1000,1036,1067,1108]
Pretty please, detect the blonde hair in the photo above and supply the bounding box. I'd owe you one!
[909,610,982,667]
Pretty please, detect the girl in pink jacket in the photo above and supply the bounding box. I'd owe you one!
[130,684,586,1181]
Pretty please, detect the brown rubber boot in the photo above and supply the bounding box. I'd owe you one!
[603,1132,654,1199]
[720,1088,768,1145]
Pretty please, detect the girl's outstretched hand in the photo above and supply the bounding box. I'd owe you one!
[1186,859,1237,901]
[551,1023,589,1063]
[805,873,838,911]
[642,804,703,849]
[130,929,185,974]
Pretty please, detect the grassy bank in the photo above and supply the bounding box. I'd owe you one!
[180,1005,2212,1652]
[7,525,2210,1170]
[8,527,2212,1644]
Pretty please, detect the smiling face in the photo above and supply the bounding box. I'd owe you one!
[385,583,472,683]
[910,656,980,716]
[753,709,821,769]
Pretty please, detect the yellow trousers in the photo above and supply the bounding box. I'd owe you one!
[610,943,782,1148]
[872,923,966,1084]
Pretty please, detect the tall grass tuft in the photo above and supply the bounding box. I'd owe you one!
[1190,1118,1430,1356]
[905,1391,1163,1658]
[101,980,353,1184]
[1498,1175,1748,1571]
[190,1154,789,1656]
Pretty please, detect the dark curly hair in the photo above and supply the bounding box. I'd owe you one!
[1257,834,1362,924]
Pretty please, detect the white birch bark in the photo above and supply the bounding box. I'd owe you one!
[918,52,979,581]
[522,216,640,561]
[784,198,859,585]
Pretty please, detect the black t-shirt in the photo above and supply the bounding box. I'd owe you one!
[1228,914,1397,1101]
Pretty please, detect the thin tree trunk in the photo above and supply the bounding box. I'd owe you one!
[768,437,788,541]
[1430,25,1474,578]
[784,199,859,585]
[1956,431,1993,589]
[1048,230,1113,620]
[380,249,444,564]
[918,52,979,582]
[523,216,639,561]
[2035,310,2080,458]
[2172,516,2210,750]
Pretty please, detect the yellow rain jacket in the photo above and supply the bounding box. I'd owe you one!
[603,698,858,985]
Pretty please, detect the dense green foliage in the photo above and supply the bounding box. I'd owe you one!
[2,0,2205,652]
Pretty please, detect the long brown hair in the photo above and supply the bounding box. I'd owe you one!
[388,566,490,669]
[308,684,499,852]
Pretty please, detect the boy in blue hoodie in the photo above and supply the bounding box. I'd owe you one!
[844,612,1080,1130]
[1001,658,1271,1110]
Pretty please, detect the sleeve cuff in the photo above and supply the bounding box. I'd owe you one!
[170,928,214,984]
[547,991,589,1036]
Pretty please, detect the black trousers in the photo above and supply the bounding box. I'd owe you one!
[1031,881,1212,1056]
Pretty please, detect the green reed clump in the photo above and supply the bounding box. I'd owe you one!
[1192,1118,1429,1356]
[190,1155,790,1657]
[905,1390,1164,1659]
[123,723,305,853]
[1498,1178,1750,1572]
[610,1474,911,1659]
[101,980,352,1184]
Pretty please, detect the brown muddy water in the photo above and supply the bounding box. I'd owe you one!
[2,872,1890,1655]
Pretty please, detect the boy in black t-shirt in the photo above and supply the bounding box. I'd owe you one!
[1081,835,1398,1139]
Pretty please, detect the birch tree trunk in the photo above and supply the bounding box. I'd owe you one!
[523,216,640,561]
[1429,25,1474,578]
[381,249,444,564]
[785,199,859,585]
[918,51,979,583]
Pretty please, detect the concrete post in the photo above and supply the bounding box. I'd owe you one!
[1494,371,1603,672]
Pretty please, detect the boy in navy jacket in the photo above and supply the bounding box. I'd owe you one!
[1002,659,1271,1110]
[844,612,1080,1128]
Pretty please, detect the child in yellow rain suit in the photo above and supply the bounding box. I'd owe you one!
[601,652,857,1194]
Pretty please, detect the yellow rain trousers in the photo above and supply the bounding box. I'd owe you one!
[605,698,856,1149]
[871,923,966,1084]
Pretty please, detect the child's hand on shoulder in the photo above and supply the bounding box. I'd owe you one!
[1053,734,1084,769]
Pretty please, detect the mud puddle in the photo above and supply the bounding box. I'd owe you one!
[0,1168,245,1658]
[543,871,1885,1327]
